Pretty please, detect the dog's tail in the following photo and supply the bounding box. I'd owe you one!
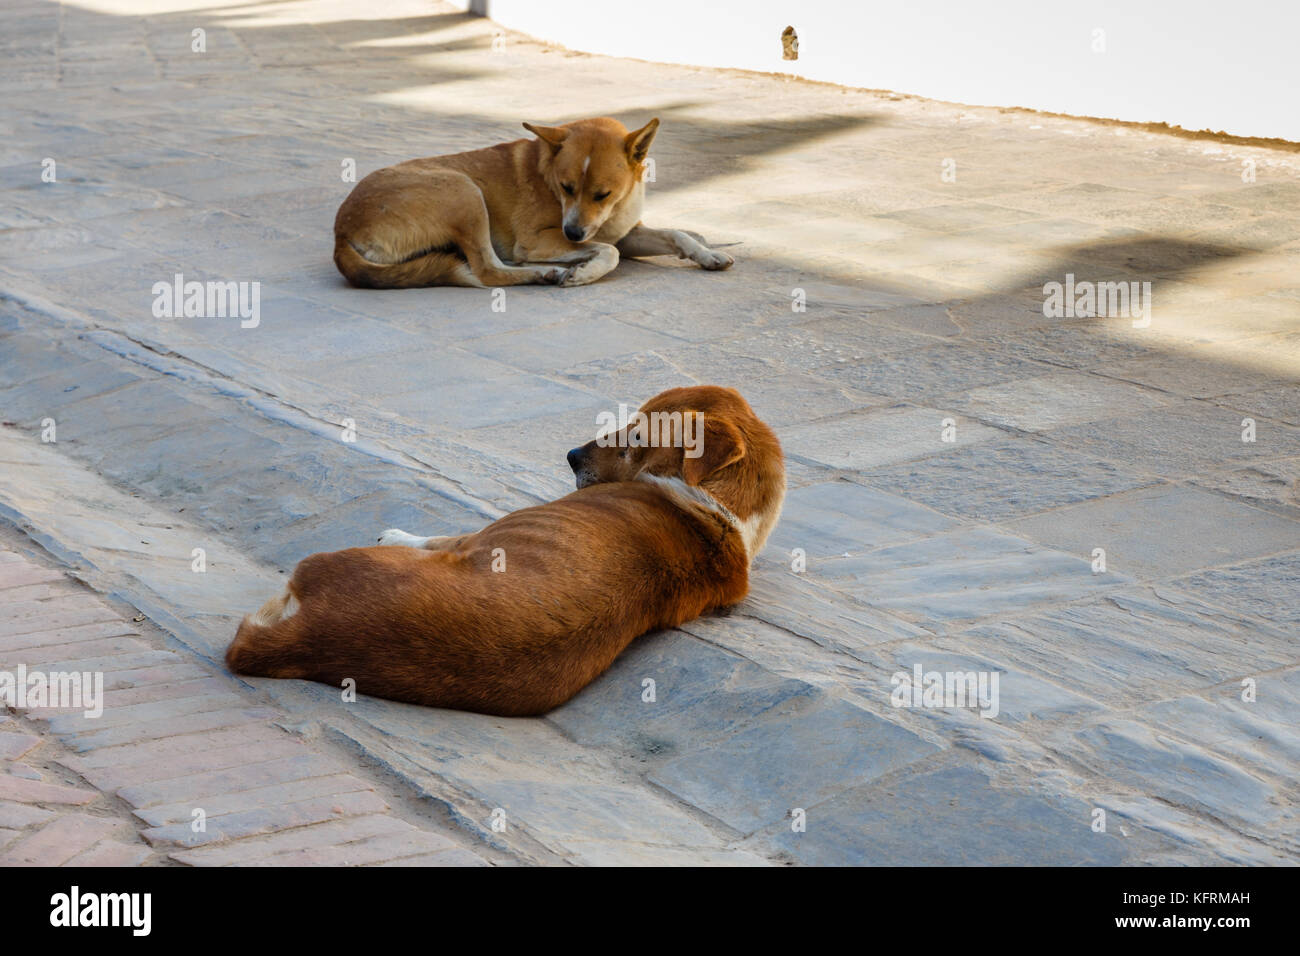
[333,238,468,289]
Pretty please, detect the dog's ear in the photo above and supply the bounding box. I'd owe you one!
[682,413,745,486]
[523,122,569,150]
[625,118,660,164]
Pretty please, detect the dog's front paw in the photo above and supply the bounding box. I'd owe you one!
[696,248,734,271]
[560,262,603,287]
[377,528,426,547]
[558,247,618,287]
[540,266,568,285]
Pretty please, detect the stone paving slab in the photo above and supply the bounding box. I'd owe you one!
[734,576,935,653]
[853,641,1104,725]
[648,696,939,835]
[807,527,1129,624]
[1177,551,1300,627]
[856,438,1157,522]
[763,480,960,560]
[781,405,1003,471]
[949,369,1176,432]
[1138,670,1300,791]
[1003,484,1300,580]
[752,764,1135,866]
[1042,398,1300,477]
[548,630,819,756]
[955,586,1294,709]
[1048,718,1299,848]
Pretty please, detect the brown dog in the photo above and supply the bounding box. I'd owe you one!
[333,116,734,288]
[225,387,785,716]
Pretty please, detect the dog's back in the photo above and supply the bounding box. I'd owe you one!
[227,481,749,716]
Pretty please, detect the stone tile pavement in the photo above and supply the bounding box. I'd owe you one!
[0,545,490,865]
[0,0,1297,864]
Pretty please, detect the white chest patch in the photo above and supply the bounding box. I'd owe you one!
[735,512,766,562]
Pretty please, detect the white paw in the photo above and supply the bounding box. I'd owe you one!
[559,261,605,287]
[377,528,428,547]
[695,248,734,270]
[560,249,619,287]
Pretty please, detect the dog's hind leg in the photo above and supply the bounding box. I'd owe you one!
[448,184,573,287]
[335,169,566,288]
[226,582,311,680]
[616,223,734,270]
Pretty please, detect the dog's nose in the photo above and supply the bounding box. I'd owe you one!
[563,223,585,242]
[566,447,584,472]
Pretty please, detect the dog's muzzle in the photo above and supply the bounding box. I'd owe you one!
[563,223,586,242]
[567,446,596,489]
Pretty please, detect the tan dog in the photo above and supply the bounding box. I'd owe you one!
[225,387,784,716]
[333,117,734,288]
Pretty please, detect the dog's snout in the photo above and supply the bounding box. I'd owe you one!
[566,447,584,472]
[563,223,585,242]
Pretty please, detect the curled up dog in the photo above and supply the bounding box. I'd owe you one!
[333,116,734,288]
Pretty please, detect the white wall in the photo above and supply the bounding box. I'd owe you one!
[456,0,1298,142]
